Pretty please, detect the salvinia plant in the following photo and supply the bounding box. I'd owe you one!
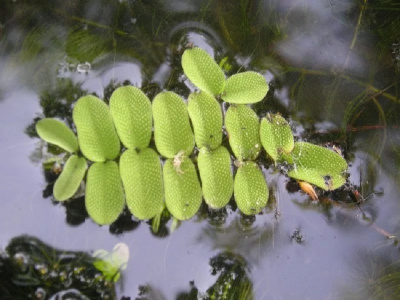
[35,47,348,226]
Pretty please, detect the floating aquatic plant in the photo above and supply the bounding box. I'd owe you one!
[35,46,349,227]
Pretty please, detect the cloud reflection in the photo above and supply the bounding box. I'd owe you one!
[274,0,366,73]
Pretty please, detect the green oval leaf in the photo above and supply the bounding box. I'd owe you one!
[152,91,194,158]
[120,148,164,220]
[222,71,268,104]
[73,95,120,162]
[163,158,202,220]
[234,162,269,215]
[225,105,261,161]
[197,146,233,209]
[86,161,125,225]
[187,91,222,150]
[260,113,294,163]
[287,142,348,190]
[35,118,78,153]
[53,155,87,201]
[182,47,225,95]
[110,86,152,150]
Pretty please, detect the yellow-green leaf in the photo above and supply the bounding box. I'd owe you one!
[182,47,225,95]
[225,105,261,161]
[222,71,268,104]
[234,162,269,215]
[73,95,120,162]
[187,91,222,150]
[152,91,194,158]
[260,113,294,163]
[163,158,202,220]
[287,142,348,190]
[197,146,233,209]
[35,118,78,153]
[53,155,86,201]
[120,148,164,220]
[109,86,152,150]
[86,161,125,225]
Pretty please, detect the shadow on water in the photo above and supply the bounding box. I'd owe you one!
[1,0,400,299]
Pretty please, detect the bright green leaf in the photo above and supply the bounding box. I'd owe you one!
[182,47,225,95]
[35,118,79,153]
[85,161,125,225]
[197,146,233,209]
[110,86,152,150]
[120,148,164,220]
[53,155,86,201]
[234,162,269,215]
[260,113,294,163]
[73,95,120,162]
[163,158,202,220]
[222,71,268,104]
[187,91,222,150]
[225,105,261,161]
[152,91,194,158]
[287,142,348,190]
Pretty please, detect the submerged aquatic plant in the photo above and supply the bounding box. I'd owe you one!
[35,46,348,226]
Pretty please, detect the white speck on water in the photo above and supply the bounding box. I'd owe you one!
[77,62,91,73]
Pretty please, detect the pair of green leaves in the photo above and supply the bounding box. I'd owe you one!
[36,119,87,201]
[186,91,233,209]
[224,105,269,215]
[259,113,347,191]
[152,92,201,220]
[287,142,348,191]
[75,86,153,160]
[182,47,269,104]
[112,87,164,221]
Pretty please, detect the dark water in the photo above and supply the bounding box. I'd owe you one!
[1,1,400,299]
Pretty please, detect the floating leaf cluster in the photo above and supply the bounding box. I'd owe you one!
[35,47,348,225]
